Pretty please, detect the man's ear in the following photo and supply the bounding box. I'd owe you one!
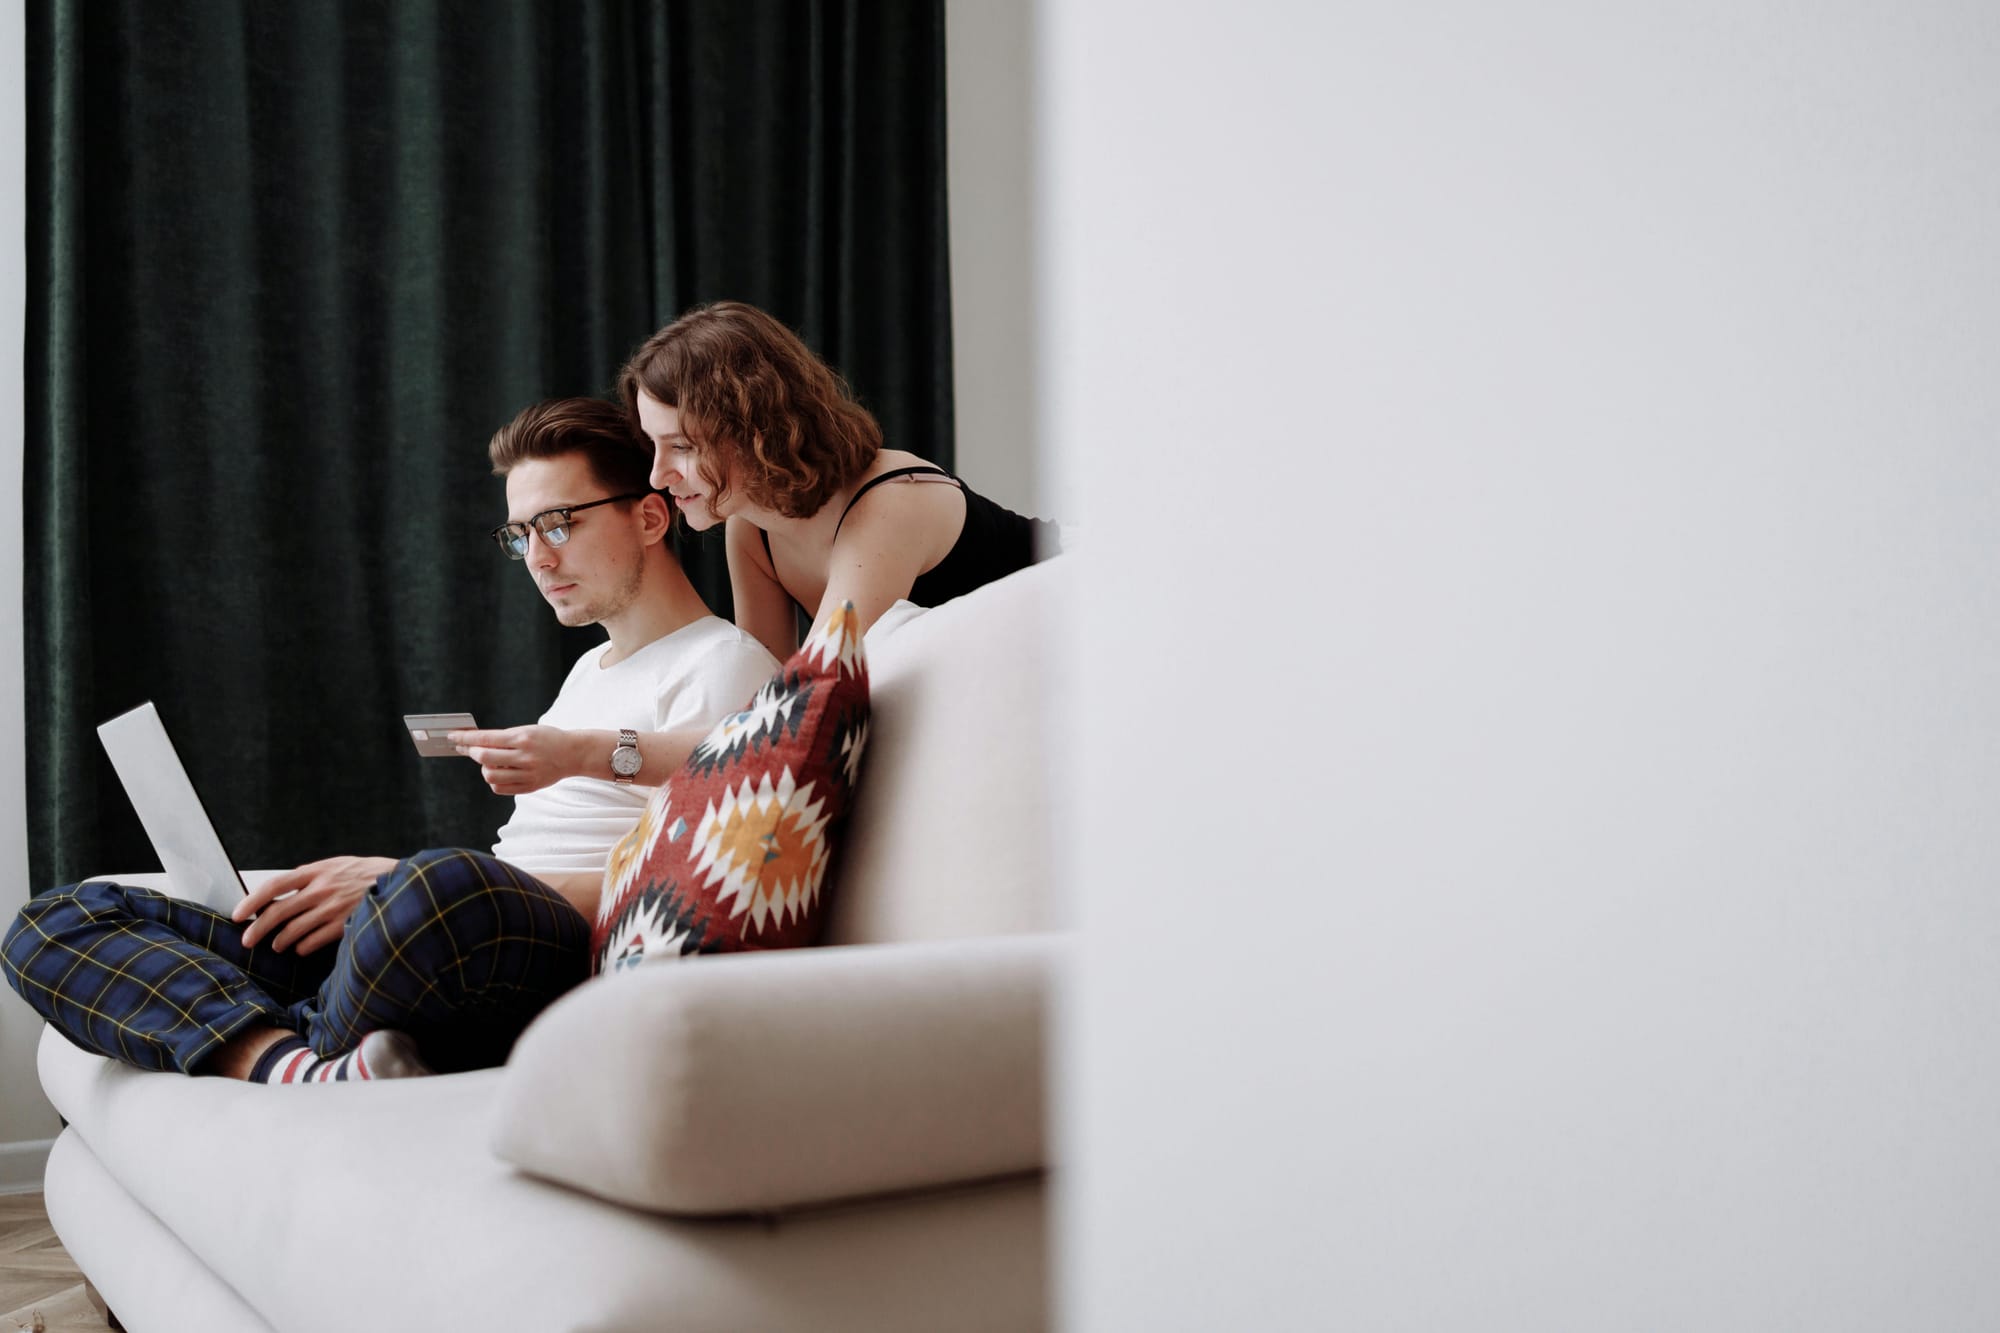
[637,491,675,544]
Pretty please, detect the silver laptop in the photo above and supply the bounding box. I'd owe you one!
[97,702,249,913]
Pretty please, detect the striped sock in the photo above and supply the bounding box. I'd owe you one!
[247,1031,433,1084]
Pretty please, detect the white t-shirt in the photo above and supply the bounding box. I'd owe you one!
[489,617,778,875]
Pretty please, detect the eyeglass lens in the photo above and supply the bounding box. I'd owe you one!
[495,511,574,558]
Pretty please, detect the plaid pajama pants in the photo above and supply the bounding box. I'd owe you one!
[1,848,592,1075]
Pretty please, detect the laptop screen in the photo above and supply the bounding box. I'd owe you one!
[96,702,249,914]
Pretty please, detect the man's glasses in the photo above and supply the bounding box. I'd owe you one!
[489,493,650,559]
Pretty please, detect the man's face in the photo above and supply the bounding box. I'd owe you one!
[637,391,730,530]
[503,454,648,628]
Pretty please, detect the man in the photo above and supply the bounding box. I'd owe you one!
[1,398,776,1083]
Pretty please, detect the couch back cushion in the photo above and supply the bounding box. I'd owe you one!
[823,557,1064,945]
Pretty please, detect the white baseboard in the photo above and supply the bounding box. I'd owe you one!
[0,1136,56,1194]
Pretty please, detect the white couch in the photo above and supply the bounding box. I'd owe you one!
[32,557,1068,1333]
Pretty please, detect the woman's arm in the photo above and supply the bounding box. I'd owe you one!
[534,871,607,923]
[726,515,802,661]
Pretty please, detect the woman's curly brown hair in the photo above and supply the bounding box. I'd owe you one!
[616,302,882,519]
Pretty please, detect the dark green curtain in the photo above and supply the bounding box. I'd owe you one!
[25,0,953,887]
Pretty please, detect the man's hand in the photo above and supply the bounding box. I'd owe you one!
[449,725,583,795]
[232,856,398,955]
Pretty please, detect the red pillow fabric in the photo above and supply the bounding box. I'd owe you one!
[591,603,871,973]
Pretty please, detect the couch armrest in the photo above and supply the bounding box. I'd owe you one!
[490,933,1059,1216]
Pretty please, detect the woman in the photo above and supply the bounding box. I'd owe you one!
[617,301,1056,660]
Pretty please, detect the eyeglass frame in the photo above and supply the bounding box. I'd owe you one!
[489,492,653,559]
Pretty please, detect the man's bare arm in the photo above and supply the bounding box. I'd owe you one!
[447,724,710,794]
[534,870,605,923]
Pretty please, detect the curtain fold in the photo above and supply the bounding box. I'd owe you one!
[25,0,953,887]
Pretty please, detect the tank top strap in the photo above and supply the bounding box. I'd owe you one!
[833,465,958,540]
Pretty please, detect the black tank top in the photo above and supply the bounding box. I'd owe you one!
[760,465,1058,614]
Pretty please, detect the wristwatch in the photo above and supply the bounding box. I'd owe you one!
[610,729,643,784]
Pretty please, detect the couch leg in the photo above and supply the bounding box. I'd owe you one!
[84,1280,124,1330]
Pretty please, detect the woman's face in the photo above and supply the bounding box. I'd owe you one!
[637,391,729,530]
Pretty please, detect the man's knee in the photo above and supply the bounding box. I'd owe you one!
[323,850,588,1038]
[5,883,100,973]
[375,848,520,909]
[3,882,121,1002]
[362,848,571,941]
[0,903,33,989]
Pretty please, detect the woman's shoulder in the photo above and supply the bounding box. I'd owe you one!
[837,455,962,533]
[865,449,954,481]
[838,452,959,520]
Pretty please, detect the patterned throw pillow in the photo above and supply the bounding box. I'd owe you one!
[591,603,871,973]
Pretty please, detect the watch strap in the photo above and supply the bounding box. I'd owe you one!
[612,728,641,784]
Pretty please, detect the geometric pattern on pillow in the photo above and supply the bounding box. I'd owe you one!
[590,602,871,974]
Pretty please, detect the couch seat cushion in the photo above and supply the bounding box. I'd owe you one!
[37,1028,1042,1333]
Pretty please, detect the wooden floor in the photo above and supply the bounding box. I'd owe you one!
[0,1192,112,1332]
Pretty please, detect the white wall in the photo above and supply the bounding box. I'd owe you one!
[1049,2,2000,1328]
[0,4,62,1183]
[945,0,1039,516]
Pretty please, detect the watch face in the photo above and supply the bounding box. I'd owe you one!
[612,745,643,777]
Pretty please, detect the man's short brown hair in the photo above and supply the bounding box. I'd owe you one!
[488,397,656,500]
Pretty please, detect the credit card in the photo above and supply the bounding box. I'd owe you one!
[403,712,478,758]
